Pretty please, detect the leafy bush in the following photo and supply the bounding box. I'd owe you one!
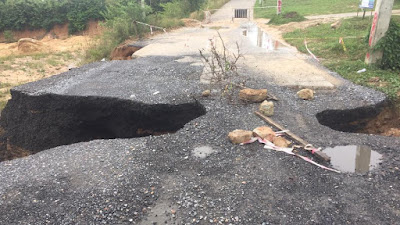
[375,20,400,70]
[83,1,150,63]
[160,0,187,18]
[0,0,105,34]
[67,0,106,34]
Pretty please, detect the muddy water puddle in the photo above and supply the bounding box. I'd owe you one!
[241,23,284,51]
[323,145,382,173]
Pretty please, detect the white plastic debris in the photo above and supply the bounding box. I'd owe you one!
[153,91,160,95]
[357,68,367,73]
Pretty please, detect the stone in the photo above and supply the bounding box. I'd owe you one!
[110,44,142,60]
[297,89,314,100]
[273,137,291,148]
[239,89,268,103]
[18,38,42,53]
[259,101,274,116]
[253,126,275,142]
[202,90,211,97]
[228,129,253,144]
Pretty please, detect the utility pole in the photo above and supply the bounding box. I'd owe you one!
[365,0,395,64]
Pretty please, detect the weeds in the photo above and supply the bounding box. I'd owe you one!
[268,12,306,25]
[199,32,242,84]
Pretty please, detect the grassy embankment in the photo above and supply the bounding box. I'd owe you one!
[283,16,400,99]
[254,0,400,25]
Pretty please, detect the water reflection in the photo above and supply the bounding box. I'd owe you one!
[241,24,280,51]
[323,145,382,173]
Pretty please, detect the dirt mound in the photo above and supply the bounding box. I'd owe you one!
[17,38,43,53]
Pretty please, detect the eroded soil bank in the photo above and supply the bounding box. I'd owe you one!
[317,101,400,137]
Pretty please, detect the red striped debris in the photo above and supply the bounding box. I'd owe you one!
[242,137,340,173]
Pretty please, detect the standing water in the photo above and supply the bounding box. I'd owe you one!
[323,145,382,173]
[241,24,282,51]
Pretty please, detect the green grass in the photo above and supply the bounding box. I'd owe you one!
[46,58,61,67]
[255,0,400,18]
[203,0,230,10]
[284,16,400,99]
[268,11,306,25]
[0,88,10,111]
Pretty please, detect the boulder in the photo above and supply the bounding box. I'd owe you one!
[252,126,275,142]
[239,89,268,103]
[273,136,291,148]
[228,129,253,144]
[259,101,274,116]
[18,38,42,53]
[297,89,314,100]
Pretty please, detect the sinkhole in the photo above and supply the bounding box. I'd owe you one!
[0,92,206,161]
[316,102,400,136]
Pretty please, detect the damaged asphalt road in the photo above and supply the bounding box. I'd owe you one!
[0,55,399,224]
[0,56,400,224]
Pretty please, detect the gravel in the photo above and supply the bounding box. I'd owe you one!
[0,54,399,224]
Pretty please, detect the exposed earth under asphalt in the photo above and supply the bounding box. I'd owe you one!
[1,0,400,224]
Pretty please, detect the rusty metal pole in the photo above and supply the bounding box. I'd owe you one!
[365,0,395,64]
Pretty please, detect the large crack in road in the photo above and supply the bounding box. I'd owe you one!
[0,0,399,224]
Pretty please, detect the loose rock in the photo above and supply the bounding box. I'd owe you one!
[297,89,314,100]
[273,136,291,148]
[202,90,211,97]
[253,126,275,142]
[259,101,274,116]
[228,130,253,144]
[239,89,268,103]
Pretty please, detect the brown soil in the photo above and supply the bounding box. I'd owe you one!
[0,20,103,43]
[0,140,33,161]
[362,107,400,137]
[110,45,142,60]
[0,21,102,107]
